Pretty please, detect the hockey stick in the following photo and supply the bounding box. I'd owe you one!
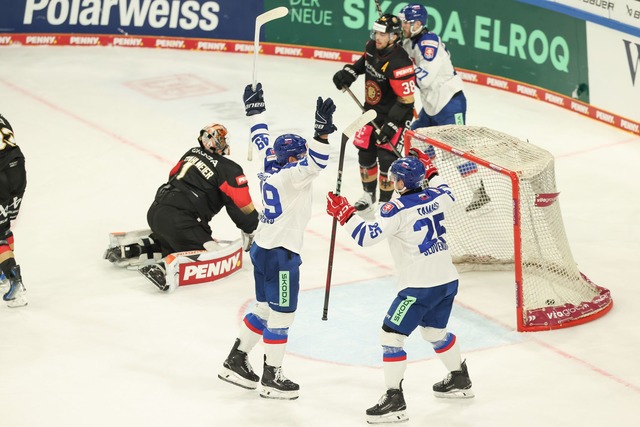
[322,109,378,321]
[374,0,383,16]
[343,86,403,157]
[248,6,289,161]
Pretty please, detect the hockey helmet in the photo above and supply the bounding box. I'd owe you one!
[273,133,307,165]
[198,123,229,155]
[371,14,403,42]
[399,4,428,26]
[389,156,426,192]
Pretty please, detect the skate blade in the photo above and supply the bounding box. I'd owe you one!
[6,295,28,308]
[434,388,475,399]
[218,369,258,390]
[366,411,408,424]
[259,385,299,400]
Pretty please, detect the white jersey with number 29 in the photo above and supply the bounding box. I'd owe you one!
[249,116,330,254]
[343,175,458,289]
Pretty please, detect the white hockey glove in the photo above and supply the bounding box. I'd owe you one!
[242,231,255,252]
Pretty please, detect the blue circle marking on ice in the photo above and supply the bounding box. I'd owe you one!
[246,278,523,367]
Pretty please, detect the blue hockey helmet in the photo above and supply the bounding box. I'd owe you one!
[273,133,307,165]
[388,156,426,191]
[399,4,428,26]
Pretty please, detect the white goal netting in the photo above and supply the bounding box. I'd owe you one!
[406,126,612,331]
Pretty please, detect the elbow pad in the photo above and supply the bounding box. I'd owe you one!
[388,101,414,127]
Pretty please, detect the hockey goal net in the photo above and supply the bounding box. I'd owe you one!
[404,126,612,332]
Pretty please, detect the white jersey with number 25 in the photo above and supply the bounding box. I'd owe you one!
[343,175,459,289]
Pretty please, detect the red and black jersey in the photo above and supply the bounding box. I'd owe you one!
[157,147,258,234]
[351,40,416,126]
[0,114,24,170]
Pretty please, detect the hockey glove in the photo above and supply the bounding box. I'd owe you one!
[241,231,255,252]
[243,83,266,116]
[409,147,439,181]
[326,192,356,226]
[332,65,358,91]
[377,122,399,145]
[314,97,338,138]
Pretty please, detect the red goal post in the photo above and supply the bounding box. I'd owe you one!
[403,126,613,332]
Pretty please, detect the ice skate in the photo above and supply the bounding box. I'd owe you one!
[433,360,474,398]
[366,382,408,424]
[3,266,27,308]
[138,263,172,292]
[260,356,299,400]
[354,191,376,213]
[104,244,141,265]
[465,180,490,212]
[218,339,259,390]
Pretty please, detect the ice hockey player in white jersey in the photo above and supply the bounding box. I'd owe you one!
[399,3,490,212]
[326,148,474,423]
[218,82,336,400]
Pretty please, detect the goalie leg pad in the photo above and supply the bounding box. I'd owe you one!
[164,239,243,289]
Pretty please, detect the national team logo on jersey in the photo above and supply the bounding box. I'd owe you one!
[236,175,248,185]
[381,202,395,214]
[365,81,382,105]
[424,47,435,60]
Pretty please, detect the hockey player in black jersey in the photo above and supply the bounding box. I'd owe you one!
[0,114,27,307]
[333,13,416,213]
[105,123,259,291]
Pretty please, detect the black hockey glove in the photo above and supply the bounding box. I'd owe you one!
[332,65,358,90]
[314,97,337,138]
[243,83,266,116]
[377,101,414,144]
[377,122,399,145]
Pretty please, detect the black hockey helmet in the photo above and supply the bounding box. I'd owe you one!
[371,14,403,42]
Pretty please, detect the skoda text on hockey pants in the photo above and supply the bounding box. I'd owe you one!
[279,271,289,307]
[391,296,417,326]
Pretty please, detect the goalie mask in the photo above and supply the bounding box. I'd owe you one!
[198,123,229,155]
[389,156,426,193]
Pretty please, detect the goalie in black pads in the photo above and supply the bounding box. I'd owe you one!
[332,13,416,213]
[104,122,258,292]
[326,148,474,423]
[0,114,27,308]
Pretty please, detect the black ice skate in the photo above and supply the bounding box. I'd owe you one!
[366,381,408,424]
[354,191,376,212]
[433,360,474,398]
[260,356,299,400]
[3,265,27,308]
[218,339,260,390]
[104,244,141,264]
[465,180,491,212]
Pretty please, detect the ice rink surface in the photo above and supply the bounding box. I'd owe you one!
[1,45,639,426]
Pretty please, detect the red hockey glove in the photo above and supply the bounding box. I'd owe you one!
[326,192,356,226]
[409,147,439,181]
